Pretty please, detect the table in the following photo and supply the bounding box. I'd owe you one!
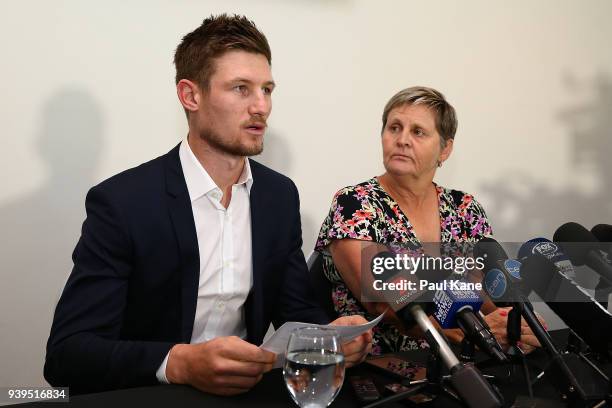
[13,330,611,407]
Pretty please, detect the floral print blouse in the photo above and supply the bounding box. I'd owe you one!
[314,177,493,355]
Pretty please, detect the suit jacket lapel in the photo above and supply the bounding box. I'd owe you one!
[164,144,200,342]
[246,163,265,344]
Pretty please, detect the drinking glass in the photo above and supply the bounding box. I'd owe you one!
[283,327,345,408]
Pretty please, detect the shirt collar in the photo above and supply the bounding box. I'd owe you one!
[179,137,253,202]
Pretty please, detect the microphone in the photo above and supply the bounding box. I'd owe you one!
[519,255,612,402]
[590,224,612,308]
[517,238,576,280]
[591,224,612,252]
[476,243,604,402]
[476,238,524,305]
[433,287,507,362]
[369,251,503,408]
[476,238,612,403]
[553,222,612,287]
[476,238,546,353]
[369,252,460,368]
[518,241,612,354]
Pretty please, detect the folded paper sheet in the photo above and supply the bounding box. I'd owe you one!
[261,312,385,368]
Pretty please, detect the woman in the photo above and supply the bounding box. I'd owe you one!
[315,86,543,355]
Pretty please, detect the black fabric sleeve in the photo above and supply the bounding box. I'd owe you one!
[44,185,174,393]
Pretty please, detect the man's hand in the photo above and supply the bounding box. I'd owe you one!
[166,336,276,395]
[484,307,545,354]
[330,315,373,367]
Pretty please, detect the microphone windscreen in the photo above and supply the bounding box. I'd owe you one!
[517,238,550,260]
[520,254,559,299]
[474,237,508,270]
[521,253,612,352]
[553,222,600,265]
[591,224,612,243]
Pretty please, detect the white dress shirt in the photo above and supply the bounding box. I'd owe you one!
[156,138,254,383]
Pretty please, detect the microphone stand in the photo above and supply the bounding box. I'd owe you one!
[506,302,535,398]
[516,297,611,407]
[363,305,504,408]
[456,312,509,381]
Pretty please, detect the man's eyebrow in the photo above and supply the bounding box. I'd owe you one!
[229,77,276,87]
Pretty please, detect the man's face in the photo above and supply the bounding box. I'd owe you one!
[196,50,274,156]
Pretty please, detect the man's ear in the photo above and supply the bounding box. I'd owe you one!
[176,79,200,113]
[439,138,454,163]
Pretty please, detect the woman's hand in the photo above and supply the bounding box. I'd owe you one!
[484,307,546,354]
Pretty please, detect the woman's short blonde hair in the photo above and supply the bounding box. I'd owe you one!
[382,86,457,147]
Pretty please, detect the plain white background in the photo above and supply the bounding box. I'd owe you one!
[1,0,612,389]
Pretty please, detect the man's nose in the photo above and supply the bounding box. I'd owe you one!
[248,91,271,118]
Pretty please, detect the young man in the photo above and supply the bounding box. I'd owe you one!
[44,14,372,396]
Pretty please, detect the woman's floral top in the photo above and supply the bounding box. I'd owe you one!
[314,177,493,355]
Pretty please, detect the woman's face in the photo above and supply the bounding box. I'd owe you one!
[381,104,453,179]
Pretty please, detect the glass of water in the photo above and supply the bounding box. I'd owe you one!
[283,327,345,408]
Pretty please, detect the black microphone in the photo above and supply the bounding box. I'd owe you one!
[475,237,525,306]
[432,287,507,362]
[518,242,612,354]
[554,222,612,287]
[590,224,612,307]
[591,224,612,252]
[519,255,612,403]
[475,238,527,349]
[369,251,503,408]
[475,240,607,403]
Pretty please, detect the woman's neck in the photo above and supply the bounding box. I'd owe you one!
[378,173,435,209]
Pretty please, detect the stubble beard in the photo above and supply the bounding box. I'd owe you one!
[199,127,264,157]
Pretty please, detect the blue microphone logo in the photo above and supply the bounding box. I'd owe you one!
[484,269,507,300]
[503,259,522,280]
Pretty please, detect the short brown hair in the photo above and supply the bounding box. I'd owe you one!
[382,86,458,147]
[174,14,271,89]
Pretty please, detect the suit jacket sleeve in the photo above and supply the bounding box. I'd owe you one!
[44,184,174,393]
[272,180,330,328]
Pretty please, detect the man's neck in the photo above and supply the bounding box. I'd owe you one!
[187,132,246,205]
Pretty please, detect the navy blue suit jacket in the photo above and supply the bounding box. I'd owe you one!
[44,144,329,393]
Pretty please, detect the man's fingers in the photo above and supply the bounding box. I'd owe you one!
[262,361,275,373]
[219,337,277,364]
[213,374,264,389]
[332,315,368,326]
[342,334,371,368]
[343,335,369,356]
[211,358,273,377]
[342,339,361,357]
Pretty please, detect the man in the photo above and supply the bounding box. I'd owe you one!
[44,14,372,395]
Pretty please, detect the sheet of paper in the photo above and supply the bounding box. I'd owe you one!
[260,312,385,368]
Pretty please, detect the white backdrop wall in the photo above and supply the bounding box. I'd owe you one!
[1,0,611,388]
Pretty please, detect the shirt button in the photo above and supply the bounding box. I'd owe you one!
[217,302,225,309]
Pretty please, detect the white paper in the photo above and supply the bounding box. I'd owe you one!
[260,312,385,368]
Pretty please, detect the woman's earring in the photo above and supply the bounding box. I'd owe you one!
[437,160,442,168]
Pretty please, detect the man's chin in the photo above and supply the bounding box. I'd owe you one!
[242,142,264,157]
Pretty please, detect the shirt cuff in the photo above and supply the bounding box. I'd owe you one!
[156,351,171,384]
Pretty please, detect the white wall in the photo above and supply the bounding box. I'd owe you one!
[1,0,611,388]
